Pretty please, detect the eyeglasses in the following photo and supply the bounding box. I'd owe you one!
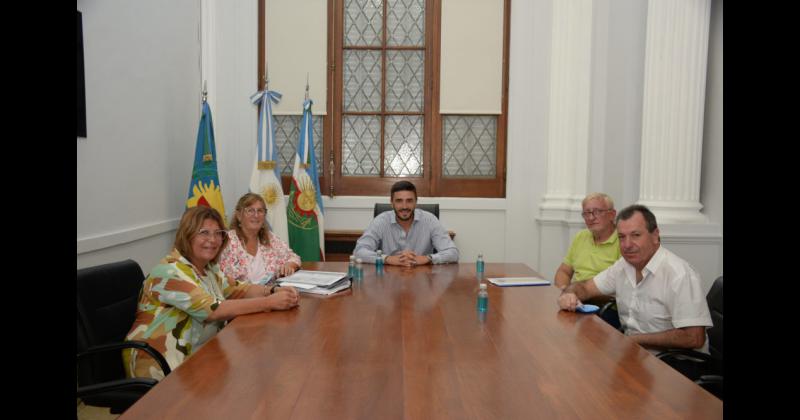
[243,207,266,216]
[581,209,611,219]
[196,229,226,241]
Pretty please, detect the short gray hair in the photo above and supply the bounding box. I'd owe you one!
[582,192,614,210]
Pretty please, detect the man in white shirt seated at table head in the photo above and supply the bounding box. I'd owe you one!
[353,180,459,267]
[557,204,713,354]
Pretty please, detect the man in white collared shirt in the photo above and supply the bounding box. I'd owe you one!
[557,205,712,354]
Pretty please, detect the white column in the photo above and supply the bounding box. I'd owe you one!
[539,0,594,221]
[637,0,711,223]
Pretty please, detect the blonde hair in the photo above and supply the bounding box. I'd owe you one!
[230,193,270,247]
[582,192,615,210]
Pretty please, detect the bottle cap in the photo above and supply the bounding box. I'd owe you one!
[356,258,363,264]
[480,284,487,290]
[350,255,355,261]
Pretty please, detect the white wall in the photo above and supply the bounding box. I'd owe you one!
[202,0,259,215]
[599,0,647,207]
[504,0,552,273]
[77,0,722,291]
[77,0,201,271]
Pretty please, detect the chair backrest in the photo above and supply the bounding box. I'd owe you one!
[77,259,145,384]
[374,203,440,219]
[706,276,723,360]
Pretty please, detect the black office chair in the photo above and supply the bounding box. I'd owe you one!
[77,259,172,414]
[596,298,623,332]
[657,275,723,399]
[374,203,439,219]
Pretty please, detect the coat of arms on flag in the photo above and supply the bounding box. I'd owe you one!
[287,97,325,261]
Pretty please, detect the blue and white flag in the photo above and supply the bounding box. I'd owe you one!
[249,88,289,242]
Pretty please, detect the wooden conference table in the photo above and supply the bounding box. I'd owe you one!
[120,262,722,419]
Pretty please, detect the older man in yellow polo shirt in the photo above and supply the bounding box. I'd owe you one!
[554,192,621,328]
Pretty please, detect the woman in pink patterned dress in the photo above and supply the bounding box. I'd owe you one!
[219,193,302,285]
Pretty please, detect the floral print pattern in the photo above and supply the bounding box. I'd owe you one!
[218,230,301,283]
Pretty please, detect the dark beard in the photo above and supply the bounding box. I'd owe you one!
[394,209,413,221]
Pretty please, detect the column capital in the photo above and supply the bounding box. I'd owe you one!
[635,200,709,224]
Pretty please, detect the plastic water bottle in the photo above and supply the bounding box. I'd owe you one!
[348,255,356,277]
[375,250,384,269]
[355,258,364,281]
[477,283,488,312]
[476,254,485,274]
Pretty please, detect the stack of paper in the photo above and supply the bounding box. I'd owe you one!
[277,270,351,295]
[487,277,551,287]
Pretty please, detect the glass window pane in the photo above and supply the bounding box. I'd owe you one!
[384,115,423,176]
[344,50,383,113]
[342,115,381,176]
[385,50,424,112]
[442,115,496,177]
[275,115,324,177]
[344,0,384,47]
[387,0,425,47]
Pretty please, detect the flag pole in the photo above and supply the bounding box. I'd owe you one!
[264,63,269,90]
[202,80,208,103]
[304,75,310,165]
[264,65,272,163]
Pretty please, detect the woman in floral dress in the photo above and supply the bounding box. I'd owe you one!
[219,193,302,285]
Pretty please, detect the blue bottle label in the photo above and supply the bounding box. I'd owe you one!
[477,295,488,312]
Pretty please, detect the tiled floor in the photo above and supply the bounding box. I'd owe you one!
[77,401,118,420]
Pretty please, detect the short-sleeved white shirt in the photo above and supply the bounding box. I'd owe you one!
[594,246,713,353]
[246,247,269,284]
